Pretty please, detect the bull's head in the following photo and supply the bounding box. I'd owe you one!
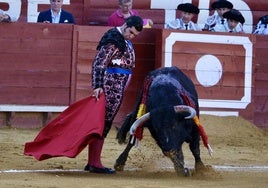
[129,105,196,135]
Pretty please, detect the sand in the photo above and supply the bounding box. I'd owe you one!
[0,115,268,188]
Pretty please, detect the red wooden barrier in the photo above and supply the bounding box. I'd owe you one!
[253,35,268,129]
[0,0,268,129]
[0,23,73,105]
[155,29,253,118]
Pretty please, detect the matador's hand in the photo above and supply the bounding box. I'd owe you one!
[92,88,103,100]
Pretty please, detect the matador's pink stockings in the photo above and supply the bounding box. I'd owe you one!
[87,138,104,168]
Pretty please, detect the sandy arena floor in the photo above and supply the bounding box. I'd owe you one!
[0,115,268,188]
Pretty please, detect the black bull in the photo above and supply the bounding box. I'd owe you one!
[114,66,210,176]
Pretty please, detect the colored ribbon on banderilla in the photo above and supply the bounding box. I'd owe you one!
[193,116,213,156]
[181,92,213,156]
[131,77,152,147]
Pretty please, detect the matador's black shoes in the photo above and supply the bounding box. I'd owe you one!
[84,164,116,174]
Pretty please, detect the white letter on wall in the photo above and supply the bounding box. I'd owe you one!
[1,0,21,21]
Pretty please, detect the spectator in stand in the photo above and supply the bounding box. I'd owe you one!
[203,0,233,31]
[253,15,268,35]
[107,0,153,28]
[37,0,75,24]
[0,9,11,22]
[165,3,200,31]
[213,9,245,33]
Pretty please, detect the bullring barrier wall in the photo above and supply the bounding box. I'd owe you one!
[0,23,267,130]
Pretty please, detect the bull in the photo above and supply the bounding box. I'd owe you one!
[114,66,212,176]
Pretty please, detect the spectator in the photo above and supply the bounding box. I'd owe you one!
[165,3,200,31]
[107,0,153,28]
[37,0,75,24]
[213,9,245,33]
[203,0,233,31]
[253,15,268,35]
[0,9,11,22]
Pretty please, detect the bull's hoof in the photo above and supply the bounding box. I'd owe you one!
[114,163,125,171]
[183,168,191,177]
[117,137,127,145]
[175,168,191,177]
[116,131,127,144]
[192,165,217,177]
[114,158,125,171]
[195,161,205,171]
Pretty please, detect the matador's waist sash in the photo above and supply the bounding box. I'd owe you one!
[106,67,132,74]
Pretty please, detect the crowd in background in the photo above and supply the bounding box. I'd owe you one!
[1,0,267,34]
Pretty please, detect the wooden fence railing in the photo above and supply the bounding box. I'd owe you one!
[0,23,267,130]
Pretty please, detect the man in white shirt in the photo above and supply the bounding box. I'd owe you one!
[253,15,268,35]
[165,3,200,31]
[37,0,75,24]
[214,9,245,33]
[203,0,233,31]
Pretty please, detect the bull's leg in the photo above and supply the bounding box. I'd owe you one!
[114,135,135,171]
[165,149,190,176]
[189,131,205,171]
[189,144,205,171]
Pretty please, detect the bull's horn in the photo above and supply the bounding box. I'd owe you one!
[129,113,150,135]
[174,105,196,119]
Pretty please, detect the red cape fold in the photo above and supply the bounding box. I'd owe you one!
[24,95,105,161]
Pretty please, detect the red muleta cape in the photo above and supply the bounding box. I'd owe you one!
[24,95,105,161]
